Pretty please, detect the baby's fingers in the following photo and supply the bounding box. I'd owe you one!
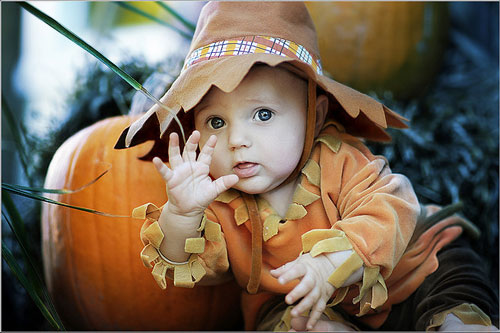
[305,299,327,330]
[275,263,306,286]
[198,135,217,166]
[153,157,173,182]
[212,174,239,195]
[285,275,314,305]
[290,287,318,317]
[270,261,296,278]
[183,130,201,162]
[168,133,183,168]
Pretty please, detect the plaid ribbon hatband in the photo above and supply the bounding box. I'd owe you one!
[183,36,323,75]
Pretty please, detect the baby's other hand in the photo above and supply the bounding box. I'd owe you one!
[438,313,497,332]
[153,131,238,217]
[270,253,335,330]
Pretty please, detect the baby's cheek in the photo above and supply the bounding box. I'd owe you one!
[275,146,303,173]
[209,150,229,178]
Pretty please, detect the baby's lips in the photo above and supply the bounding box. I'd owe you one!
[232,162,259,178]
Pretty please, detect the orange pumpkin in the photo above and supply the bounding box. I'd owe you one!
[306,2,449,99]
[41,115,243,330]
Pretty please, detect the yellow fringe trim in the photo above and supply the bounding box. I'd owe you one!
[285,203,308,220]
[315,133,342,153]
[132,202,161,220]
[353,266,388,316]
[205,219,222,242]
[328,286,350,307]
[263,214,281,241]
[184,237,205,253]
[214,189,240,203]
[273,306,293,332]
[292,184,321,206]
[327,252,364,289]
[234,204,249,226]
[310,237,353,257]
[302,159,321,187]
[302,229,346,253]
[137,202,228,290]
[197,215,207,232]
[301,228,388,317]
[427,303,493,330]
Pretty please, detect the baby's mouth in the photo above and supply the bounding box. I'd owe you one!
[233,162,259,178]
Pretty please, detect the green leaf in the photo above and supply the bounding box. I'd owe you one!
[2,242,65,330]
[18,2,186,143]
[2,183,129,218]
[155,1,196,32]
[116,2,193,39]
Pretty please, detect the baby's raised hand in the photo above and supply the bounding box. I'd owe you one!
[270,253,336,330]
[153,131,239,217]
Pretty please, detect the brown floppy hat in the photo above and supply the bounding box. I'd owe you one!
[115,1,408,163]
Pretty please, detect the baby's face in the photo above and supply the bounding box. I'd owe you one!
[194,65,307,194]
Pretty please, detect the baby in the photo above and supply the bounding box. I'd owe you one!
[153,64,375,330]
[117,2,497,331]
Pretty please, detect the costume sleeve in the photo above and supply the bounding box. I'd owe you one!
[135,203,230,290]
[302,125,420,315]
[325,141,419,278]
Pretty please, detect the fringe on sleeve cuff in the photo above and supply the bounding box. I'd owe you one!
[134,203,224,290]
[301,228,388,317]
[426,303,493,331]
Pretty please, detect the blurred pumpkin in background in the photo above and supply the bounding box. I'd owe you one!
[306,2,450,99]
[41,115,243,330]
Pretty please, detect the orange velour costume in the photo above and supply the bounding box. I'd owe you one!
[134,121,486,330]
[117,2,494,331]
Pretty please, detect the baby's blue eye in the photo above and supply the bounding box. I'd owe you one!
[255,109,273,121]
[209,117,225,129]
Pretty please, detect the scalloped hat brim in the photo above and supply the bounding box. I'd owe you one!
[116,54,408,154]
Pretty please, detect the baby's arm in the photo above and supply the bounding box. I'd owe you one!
[153,131,238,263]
[270,250,363,330]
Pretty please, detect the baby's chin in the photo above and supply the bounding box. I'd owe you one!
[231,176,282,195]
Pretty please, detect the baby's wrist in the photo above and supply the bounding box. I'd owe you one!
[324,250,364,287]
[162,202,204,232]
[165,201,206,218]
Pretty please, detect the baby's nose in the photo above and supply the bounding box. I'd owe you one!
[228,125,252,150]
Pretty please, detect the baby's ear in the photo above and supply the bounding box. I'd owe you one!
[314,95,329,138]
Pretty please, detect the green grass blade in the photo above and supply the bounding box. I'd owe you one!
[19,2,186,143]
[115,2,193,39]
[2,210,41,275]
[2,242,64,330]
[155,1,196,32]
[2,190,28,244]
[7,168,110,194]
[2,211,65,329]
[2,183,129,218]
[2,96,32,184]
[2,210,66,327]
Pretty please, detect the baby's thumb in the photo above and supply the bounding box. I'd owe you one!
[213,174,239,195]
[152,157,172,182]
